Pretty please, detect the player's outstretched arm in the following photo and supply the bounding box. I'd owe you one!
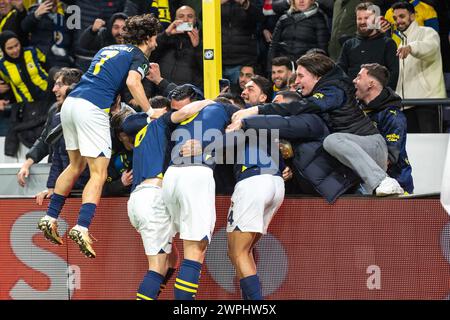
[170,99,215,123]
[126,70,155,116]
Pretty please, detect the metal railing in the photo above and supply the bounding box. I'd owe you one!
[401,98,450,133]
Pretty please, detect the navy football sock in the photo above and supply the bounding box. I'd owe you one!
[240,274,263,300]
[46,193,66,219]
[174,259,202,300]
[77,203,96,228]
[137,270,165,300]
[158,267,176,297]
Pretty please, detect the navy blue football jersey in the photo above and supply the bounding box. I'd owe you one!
[170,103,238,168]
[70,44,149,110]
[131,112,176,190]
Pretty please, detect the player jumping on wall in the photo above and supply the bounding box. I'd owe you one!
[37,14,165,258]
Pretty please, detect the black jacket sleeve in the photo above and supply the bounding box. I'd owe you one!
[315,12,331,53]
[243,114,328,140]
[20,5,40,33]
[25,105,57,163]
[157,78,177,97]
[267,17,284,67]
[385,38,399,90]
[258,99,322,117]
[336,40,350,75]
[78,25,104,52]
[46,144,63,189]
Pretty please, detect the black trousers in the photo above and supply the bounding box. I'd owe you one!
[404,106,441,133]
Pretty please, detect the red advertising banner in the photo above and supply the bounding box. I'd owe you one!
[1,196,449,300]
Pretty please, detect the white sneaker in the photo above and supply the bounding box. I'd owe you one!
[375,177,404,196]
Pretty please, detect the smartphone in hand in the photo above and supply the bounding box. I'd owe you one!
[176,22,193,32]
[219,78,231,93]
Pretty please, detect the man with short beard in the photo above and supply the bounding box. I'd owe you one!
[337,2,399,89]
[240,75,272,107]
[270,56,293,97]
[391,1,446,133]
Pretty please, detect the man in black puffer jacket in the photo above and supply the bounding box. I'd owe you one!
[268,0,330,70]
[239,90,360,203]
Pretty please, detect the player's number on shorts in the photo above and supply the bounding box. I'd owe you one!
[93,50,120,75]
[227,203,234,226]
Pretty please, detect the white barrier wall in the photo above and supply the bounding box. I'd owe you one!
[406,134,449,194]
[0,135,448,196]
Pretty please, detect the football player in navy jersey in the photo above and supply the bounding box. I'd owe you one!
[38,14,164,258]
[117,96,214,300]
[162,85,239,300]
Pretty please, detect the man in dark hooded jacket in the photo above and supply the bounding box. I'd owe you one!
[78,12,128,53]
[354,63,413,193]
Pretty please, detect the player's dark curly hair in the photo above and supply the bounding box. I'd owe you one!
[122,14,161,46]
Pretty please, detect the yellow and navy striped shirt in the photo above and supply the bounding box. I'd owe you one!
[0,9,18,33]
[0,47,48,103]
[151,0,171,26]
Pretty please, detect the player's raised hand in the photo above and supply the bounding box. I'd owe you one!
[150,108,167,119]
